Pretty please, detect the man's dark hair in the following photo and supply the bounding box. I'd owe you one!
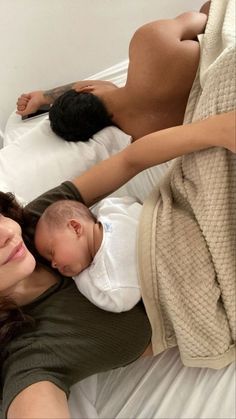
[49,90,114,142]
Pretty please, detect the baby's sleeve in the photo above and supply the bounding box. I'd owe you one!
[74,271,141,313]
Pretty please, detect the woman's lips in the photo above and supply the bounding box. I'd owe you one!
[4,242,26,264]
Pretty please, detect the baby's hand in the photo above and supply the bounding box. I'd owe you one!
[16,91,47,116]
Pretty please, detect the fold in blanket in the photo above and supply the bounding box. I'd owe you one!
[138,0,236,368]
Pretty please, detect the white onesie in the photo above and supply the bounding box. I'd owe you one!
[73,196,142,312]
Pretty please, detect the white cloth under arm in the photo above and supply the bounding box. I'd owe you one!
[73,197,142,312]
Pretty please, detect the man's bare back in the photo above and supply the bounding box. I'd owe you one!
[17,8,209,141]
[109,11,207,138]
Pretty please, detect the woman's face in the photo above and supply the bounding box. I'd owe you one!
[0,214,36,293]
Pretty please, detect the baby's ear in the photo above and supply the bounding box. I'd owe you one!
[69,219,82,237]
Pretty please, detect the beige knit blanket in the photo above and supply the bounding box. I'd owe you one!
[138,0,236,368]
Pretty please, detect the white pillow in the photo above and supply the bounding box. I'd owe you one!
[0,117,131,203]
[0,131,3,149]
[2,109,171,205]
[4,111,47,146]
[0,109,5,149]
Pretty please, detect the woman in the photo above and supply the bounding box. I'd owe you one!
[0,111,235,418]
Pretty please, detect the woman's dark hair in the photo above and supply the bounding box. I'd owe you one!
[0,192,34,354]
[49,90,114,142]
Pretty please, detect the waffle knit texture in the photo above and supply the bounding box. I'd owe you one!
[138,0,236,368]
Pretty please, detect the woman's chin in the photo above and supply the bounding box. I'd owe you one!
[18,249,36,279]
[25,252,37,274]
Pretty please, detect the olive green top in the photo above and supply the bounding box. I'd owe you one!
[1,182,151,417]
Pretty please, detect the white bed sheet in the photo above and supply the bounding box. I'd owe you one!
[2,60,235,419]
[69,348,235,419]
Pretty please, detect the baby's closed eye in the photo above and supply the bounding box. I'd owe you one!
[41,248,53,262]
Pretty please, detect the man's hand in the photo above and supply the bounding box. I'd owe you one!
[16,91,50,117]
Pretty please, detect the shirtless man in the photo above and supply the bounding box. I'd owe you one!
[17,3,210,141]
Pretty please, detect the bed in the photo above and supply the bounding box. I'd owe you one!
[0,0,235,417]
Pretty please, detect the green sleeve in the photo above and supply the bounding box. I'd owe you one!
[2,341,72,417]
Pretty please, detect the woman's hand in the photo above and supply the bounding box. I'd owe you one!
[16,91,50,117]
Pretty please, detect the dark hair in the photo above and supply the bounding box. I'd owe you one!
[49,90,114,142]
[0,191,24,224]
[0,192,34,353]
[40,199,96,229]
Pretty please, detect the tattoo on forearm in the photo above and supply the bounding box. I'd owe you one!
[44,82,75,102]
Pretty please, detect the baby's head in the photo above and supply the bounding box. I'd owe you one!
[35,200,97,277]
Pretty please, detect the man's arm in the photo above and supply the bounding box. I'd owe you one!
[7,381,70,419]
[72,111,235,206]
[16,80,116,117]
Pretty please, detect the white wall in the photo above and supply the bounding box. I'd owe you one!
[0,0,204,129]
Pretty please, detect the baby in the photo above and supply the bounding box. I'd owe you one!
[34,197,141,312]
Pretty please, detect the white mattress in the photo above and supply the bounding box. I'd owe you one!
[2,56,235,419]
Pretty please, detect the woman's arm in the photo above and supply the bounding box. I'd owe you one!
[73,111,235,206]
[7,381,70,419]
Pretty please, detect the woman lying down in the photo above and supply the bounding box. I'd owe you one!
[0,111,235,418]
